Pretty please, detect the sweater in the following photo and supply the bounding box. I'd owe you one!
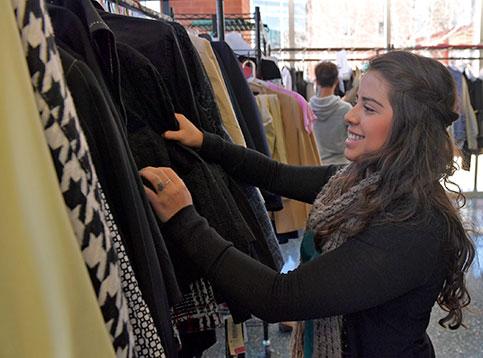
[163,133,448,357]
[309,95,352,165]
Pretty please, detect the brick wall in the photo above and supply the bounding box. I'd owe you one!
[170,0,250,15]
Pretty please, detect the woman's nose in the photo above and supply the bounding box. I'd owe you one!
[344,106,359,126]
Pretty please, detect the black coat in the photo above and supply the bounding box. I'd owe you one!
[58,45,179,357]
[211,41,283,211]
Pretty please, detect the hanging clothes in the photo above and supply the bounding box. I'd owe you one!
[465,76,483,150]
[211,40,284,212]
[99,185,167,358]
[1,3,115,356]
[99,14,283,276]
[211,41,272,155]
[261,80,317,134]
[13,0,135,355]
[114,37,262,297]
[111,27,283,337]
[461,78,479,151]
[249,81,321,234]
[448,66,468,148]
[281,66,293,91]
[98,10,203,131]
[58,47,169,357]
[47,3,184,356]
[11,1,287,355]
[190,34,247,147]
[255,94,289,164]
[238,55,283,82]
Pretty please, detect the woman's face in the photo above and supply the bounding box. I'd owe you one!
[344,70,393,162]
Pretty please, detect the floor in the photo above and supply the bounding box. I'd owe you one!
[204,198,483,357]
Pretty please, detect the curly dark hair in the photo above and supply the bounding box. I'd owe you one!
[316,51,475,329]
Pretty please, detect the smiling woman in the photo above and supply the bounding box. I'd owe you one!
[142,51,475,358]
[344,70,393,161]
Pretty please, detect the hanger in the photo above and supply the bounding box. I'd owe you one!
[242,59,257,80]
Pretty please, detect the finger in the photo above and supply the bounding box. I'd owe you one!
[143,185,158,201]
[139,168,162,189]
[174,113,188,122]
[139,166,157,175]
[162,167,185,187]
[163,130,182,141]
[152,167,178,192]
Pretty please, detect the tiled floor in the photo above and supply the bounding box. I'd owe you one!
[204,198,483,357]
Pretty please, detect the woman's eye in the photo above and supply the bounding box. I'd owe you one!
[363,105,375,113]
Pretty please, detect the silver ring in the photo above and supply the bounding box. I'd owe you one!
[156,178,172,192]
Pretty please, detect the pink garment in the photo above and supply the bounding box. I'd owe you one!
[263,80,316,134]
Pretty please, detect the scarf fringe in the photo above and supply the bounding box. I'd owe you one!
[290,321,305,358]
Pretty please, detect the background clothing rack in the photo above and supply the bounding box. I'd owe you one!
[271,44,483,62]
[173,6,267,79]
[272,44,483,53]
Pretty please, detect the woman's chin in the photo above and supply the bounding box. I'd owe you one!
[344,149,358,162]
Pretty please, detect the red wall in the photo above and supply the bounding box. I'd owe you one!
[169,0,250,15]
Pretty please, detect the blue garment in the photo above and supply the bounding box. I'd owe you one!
[300,231,318,357]
[448,67,467,147]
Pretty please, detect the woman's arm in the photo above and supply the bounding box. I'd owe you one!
[164,114,339,203]
[163,205,443,323]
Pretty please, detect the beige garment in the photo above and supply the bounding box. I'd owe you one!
[250,81,321,233]
[255,94,288,164]
[0,5,115,357]
[190,34,247,147]
[461,79,479,150]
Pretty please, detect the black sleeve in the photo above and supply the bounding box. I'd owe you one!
[164,205,441,323]
[199,132,339,203]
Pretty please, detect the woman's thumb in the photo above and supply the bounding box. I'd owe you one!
[163,130,182,141]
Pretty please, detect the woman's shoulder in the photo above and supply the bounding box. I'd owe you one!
[359,204,447,252]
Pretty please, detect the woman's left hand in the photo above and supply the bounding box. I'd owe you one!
[140,166,193,223]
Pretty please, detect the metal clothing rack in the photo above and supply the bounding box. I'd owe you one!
[272,44,483,63]
[173,5,267,79]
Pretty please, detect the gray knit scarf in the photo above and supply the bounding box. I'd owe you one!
[291,165,380,358]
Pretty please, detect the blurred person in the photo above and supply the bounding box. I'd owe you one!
[310,61,352,165]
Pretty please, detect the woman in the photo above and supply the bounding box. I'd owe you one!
[140,51,474,357]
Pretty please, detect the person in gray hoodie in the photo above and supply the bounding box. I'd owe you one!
[310,61,352,164]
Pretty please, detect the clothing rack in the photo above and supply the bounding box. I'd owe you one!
[272,44,483,52]
[272,45,483,63]
[173,6,267,79]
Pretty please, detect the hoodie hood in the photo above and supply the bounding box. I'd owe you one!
[309,95,342,121]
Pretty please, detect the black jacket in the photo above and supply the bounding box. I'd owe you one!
[115,42,280,322]
[59,47,180,357]
[211,41,283,211]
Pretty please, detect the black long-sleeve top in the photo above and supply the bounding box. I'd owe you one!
[164,133,448,357]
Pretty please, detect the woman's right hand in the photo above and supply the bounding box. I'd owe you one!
[163,113,204,149]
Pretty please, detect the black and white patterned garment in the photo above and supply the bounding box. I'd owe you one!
[98,184,166,358]
[12,0,135,356]
[172,277,222,332]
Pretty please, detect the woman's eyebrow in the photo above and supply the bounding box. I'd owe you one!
[361,96,384,108]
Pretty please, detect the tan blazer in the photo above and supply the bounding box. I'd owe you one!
[190,34,247,147]
[255,94,288,164]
